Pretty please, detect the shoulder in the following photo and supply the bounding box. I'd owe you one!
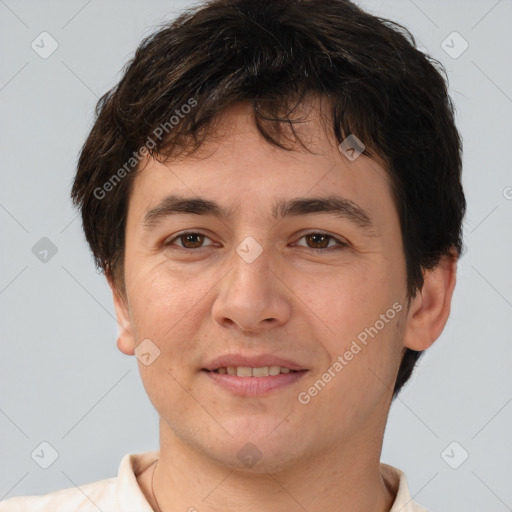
[0,451,159,512]
[380,462,430,512]
[0,476,117,512]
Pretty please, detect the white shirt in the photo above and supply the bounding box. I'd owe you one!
[0,451,429,511]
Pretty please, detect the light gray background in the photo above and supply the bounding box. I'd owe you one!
[1,0,511,510]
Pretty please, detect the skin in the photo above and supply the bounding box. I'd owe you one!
[109,97,457,512]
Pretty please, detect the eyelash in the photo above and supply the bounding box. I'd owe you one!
[163,231,349,254]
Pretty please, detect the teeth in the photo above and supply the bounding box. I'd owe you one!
[236,366,253,377]
[252,366,269,377]
[214,366,296,377]
[269,365,281,376]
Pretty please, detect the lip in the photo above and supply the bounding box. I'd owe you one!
[201,353,309,396]
[203,370,308,396]
[202,354,308,372]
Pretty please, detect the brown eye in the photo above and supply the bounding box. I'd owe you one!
[179,233,205,248]
[304,233,331,249]
[294,232,349,252]
[164,232,214,250]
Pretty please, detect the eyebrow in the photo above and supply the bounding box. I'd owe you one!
[143,194,376,233]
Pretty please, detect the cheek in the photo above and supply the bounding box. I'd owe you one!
[125,266,209,410]
[301,262,405,393]
[296,262,399,342]
[310,308,404,430]
[125,262,214,356]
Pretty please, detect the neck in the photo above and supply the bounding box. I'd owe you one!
[142,419,395,512]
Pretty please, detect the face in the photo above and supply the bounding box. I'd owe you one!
[113,98,412,472]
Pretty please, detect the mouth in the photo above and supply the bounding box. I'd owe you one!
[207,366,301,377]
[201,357,308,396]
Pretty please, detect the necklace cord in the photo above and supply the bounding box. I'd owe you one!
[150,459,162,512]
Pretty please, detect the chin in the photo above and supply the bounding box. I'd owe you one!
[213,443,306,475]
[206,423,309,474]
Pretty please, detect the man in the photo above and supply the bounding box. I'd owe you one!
[0,0,465,510]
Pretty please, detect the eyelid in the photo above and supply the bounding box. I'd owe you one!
[163,230,350,253]
[292,230,350,249]
[163,231,216,249]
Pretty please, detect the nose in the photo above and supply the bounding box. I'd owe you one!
[211,244,292,334]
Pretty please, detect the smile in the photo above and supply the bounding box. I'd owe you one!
[211,366,298,377]
[203,367,308,396]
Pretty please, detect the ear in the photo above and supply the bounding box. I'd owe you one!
[403,253,458,351]
[107,274,136,356]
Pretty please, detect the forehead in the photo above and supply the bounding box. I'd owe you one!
[128,98,396,225]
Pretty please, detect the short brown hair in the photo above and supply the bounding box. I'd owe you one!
[71,0,466,397]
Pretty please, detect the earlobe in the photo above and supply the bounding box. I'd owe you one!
[107,275,136,356]
[116,334,135,356]
[403,253,458,352]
